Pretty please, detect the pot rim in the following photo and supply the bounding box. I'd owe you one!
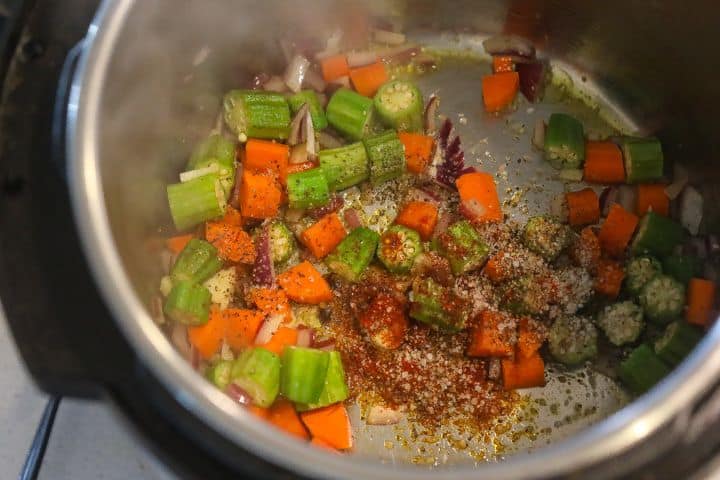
[67,1,720,478]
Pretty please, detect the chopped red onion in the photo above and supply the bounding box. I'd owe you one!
[372,29,406,45]
[343,208,363,229]
[290,144,308,165]
[423,95,439,136]
[263,75,288,93]
[284,54,310,93]
[226,384,252,405]
[319,131,344,149]
[482,34,536,58]
[617,185,636,212]
[313,338,336,351]
[600,186,619,216]
[432,211,456,239]
[308,195,344,219]
[366,405,404,425]
[255,313,284,345]
[305,110,317,161]
[532,119,546,150]
[288,103,309,146]
[326,76,351,93]
[665,164,690,200]
[252,223,275,287]
[347,50,378,68]
[517,61,547,103]
[407,187,441,205]
[296,327,315,348]
[680,185,703,235]
[303,68,326,92]
[251,72,270,90]
[434,118,466,188]
[170,323,192,359]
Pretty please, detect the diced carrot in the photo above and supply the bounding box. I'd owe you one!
[247,287,292,322]
[247,405,271,420]
[224,309,265,350]
[268,399,310,440]
[221,206,243,226]
[259,326,298,355]
[598,204,639,258]
[277,261,333,304]
[166,234,194,254]
[583,141,625,184]
[349,61,388,97]
[483,251,510,283]
[492,55,515,73]
[467,310,515,358]
[686,278,716,327]
[321,54,350,82]
[394,201,438,241]
[635,184,669,217]
[565,188,600,227]
[594,259,625,298]
[398,132,434,174]
[205,221,256,264]
[501,351,545,390]
[300,213,347,258]
[517,317,544,359]
[188,307,226,360]
[311,437,338,452]
[482,72,519,113]
[244,139,289,185]
[286,161,317,176]
[300,403,353,450]
[456,172,503,223]
[239,170,282,219]
[569,227,601,272]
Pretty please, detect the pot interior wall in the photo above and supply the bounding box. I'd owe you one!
[91,0,720,466]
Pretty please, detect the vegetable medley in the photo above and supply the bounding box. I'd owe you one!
[157,29,717,452]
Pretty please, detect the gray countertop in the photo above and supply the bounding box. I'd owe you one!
[0,302,175,479]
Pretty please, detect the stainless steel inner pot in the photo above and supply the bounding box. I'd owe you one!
[67,0,720,478]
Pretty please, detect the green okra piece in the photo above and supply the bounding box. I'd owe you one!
[325,227,379,282]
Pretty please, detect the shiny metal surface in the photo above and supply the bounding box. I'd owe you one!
[67,0,720,478]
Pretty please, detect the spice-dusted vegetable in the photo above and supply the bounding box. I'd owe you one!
[349,61,388,97]
[500,275,553,317]
[167,174,226,231]
[325,227,380,282]
[277,261,333,304]
[583,141,625,184]
[326,88,376,140]
[598,204,639,258]
[377,225,423,274]
[622,137,664,184]
[164,281,213,326]
[569,227,601,271]
[409,277,469,332]
[223,90,291,141]
[467,310,515,358]
[631,212,685,257]
[565,188,600,227]
[395,201,438,241]
[548,315,598,366]
[655,321,703,366]
[502,352,545,390]
[482,72,519,112]
[244,139,289,184]
[318,142,369,191]
[268,220,296,265]
[207,359,233,390]
[398,132,434,174]
[239,170,282,219]
[373,80,423,132]
[522,216,571,261]
[686,278,716,326]
[268,399,309,440]
[635,184,669,217]
[363,130,406,185]
[434,220,490,275]
[205,221,256,264]
[296,351,349,411]
[260,326,299,355]
[662,254,702,286]
[171,239,223,285]
[358,294,408,350]
[225,309,266,350]
[280,346,330,404]
[619,344,670,394]
[594,259,625,298]
[300,213,347,259]
[286,168,331,209]
[638,274,686,324]
[624,256,662,297]
[300,403,353,450]
[232,347,281,408]
[596,301,644,346]
[456,172,503,223]
[544,113,585,170]
[288,90,328,130]
[187,134,237,196]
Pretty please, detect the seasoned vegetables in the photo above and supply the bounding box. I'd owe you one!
[325,227,380,281]
[373,80,423,132]
[286,168,330,209]
[268,221,296,265]
[409,277,468,332]
[522,216,570,261]
[622,137,664,184]
[326,88,375,140]
[655,321,703,366]
[171,239,223,285]
[167,174,226,230]
[363,130,406,185]
[434,221,490,275]
[544,113,585,170]
[619,344,670,394]
[232,347,281,407]
[318,142,369,191]
[548,315,598,365]
[631,212,685,257]
[164,281,212,326]
[280,347,330,404]
[624,256,662,297]
[223,90,291,141]
[638,275,686,324]
[288,90,328,130]
[596,301,644,346]
[377,225,423,274]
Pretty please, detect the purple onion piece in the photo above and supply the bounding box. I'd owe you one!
[226,384,252,405]
[516,61,547,103]
[288,103,309,146]
[262,75,288,93]
[303,68,326,92]
[308,195,344,219]
[599,186,619,216]
[343,208,363,229]
[296,327,315,347]
[313,337,336,351]
[438,118,452,150]
[254,314,284,345]
[434,118,467,188]
[423,95,440,136]
[284,54,310,93]
[252,223,275,287]
[251,72,270,90]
